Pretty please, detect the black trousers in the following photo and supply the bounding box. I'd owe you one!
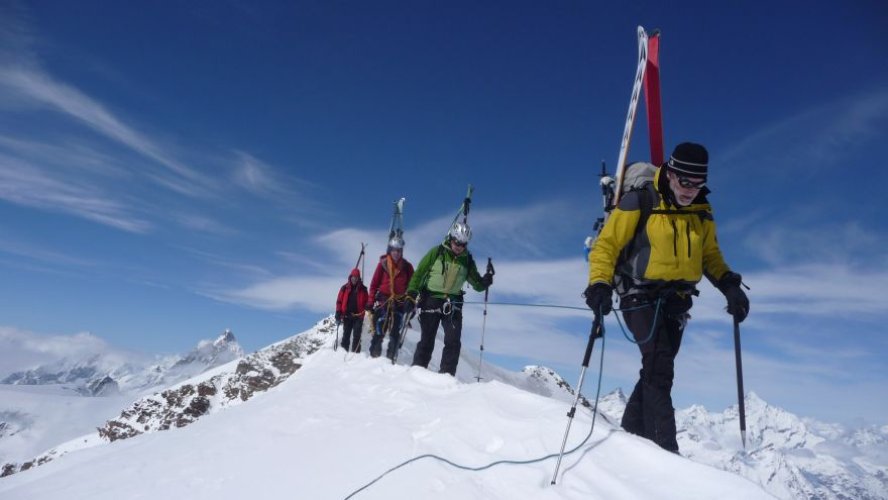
[340,316,363,353]
[412,297,462,376]
[370,306,404,360]
[620,294,690,453]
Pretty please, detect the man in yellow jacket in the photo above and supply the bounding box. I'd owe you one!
[585,142,749,453]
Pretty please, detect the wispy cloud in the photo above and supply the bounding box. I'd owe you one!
[0,135,127,178]
[742,263,888,317]
[0,153,153,233]
[0,232,98,269]
[315,228,387,270]
[175,245,274,280]
[742,220,885,268]
[0,14,313,237]
[232,151,295,197]
[173,213,238,236]
[0,67,217,195]
[718,88,888,176]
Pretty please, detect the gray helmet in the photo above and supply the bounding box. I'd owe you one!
[448,222,472,244]
[387,237,404,250]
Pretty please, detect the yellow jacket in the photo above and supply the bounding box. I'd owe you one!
[588,169,731,294]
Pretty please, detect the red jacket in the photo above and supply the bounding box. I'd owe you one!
[368,254,414,302]
[336,268,369,317]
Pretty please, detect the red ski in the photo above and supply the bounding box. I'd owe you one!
[644,29,664,166]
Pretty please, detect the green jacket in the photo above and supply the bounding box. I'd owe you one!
[408,243,485,298]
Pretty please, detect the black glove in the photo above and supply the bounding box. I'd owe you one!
[583,283,613,315]
[364,302,374,312]
[717,272,749,323]
[480,272,493,289]
[335,311,342,323]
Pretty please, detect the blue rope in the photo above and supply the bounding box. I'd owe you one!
[613,297,661,345]
[343,327,608,499]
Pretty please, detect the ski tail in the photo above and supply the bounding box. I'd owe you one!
[644,29,664,166]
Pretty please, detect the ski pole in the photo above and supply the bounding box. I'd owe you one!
[551,311,604,485]
[392,305,416,365]
[733,316,747,449]
[475,258,495,382]
[334,320,341,351]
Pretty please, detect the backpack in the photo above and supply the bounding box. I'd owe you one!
[611,162,659,295]
[584,162,658,261]
[619,162,659,225]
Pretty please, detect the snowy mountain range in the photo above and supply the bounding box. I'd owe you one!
[1,329,244,394]
[0,318,884,499]
[595,388,888,499]
[0,330,244,465]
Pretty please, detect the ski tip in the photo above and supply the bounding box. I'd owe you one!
[649,28,661,37]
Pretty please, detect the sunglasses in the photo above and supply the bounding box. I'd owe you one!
[676,175,706,189]
[451,240,467,248]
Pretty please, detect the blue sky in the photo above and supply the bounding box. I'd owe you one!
[1,1,886,424]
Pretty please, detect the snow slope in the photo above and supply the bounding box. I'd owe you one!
[0,320,770,499]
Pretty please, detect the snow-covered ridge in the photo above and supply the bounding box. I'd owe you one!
[1,318,885,499]
[0,336,773,500]
[0,318,599,479]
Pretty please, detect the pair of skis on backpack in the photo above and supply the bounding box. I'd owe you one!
[585,26,663,258]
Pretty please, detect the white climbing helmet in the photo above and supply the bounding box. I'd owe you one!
[388,237,404,250]
[448,222,472,244]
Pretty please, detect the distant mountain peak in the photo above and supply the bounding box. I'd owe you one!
[1,329,245,394]
[216,329,236,346]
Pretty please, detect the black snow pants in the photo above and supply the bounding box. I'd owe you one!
[619,293,691,453]
[411,296,463,376]
[340,315,363,353]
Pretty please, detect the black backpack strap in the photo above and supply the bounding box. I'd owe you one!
[636,185,655,233]
[614,185,656,295]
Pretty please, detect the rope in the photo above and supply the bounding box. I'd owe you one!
[462,300,589,312]
[613,298,661,345]
[343,329,608,499]
[438,298,666,347]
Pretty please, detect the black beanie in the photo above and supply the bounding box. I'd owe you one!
[666,142,708,178]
